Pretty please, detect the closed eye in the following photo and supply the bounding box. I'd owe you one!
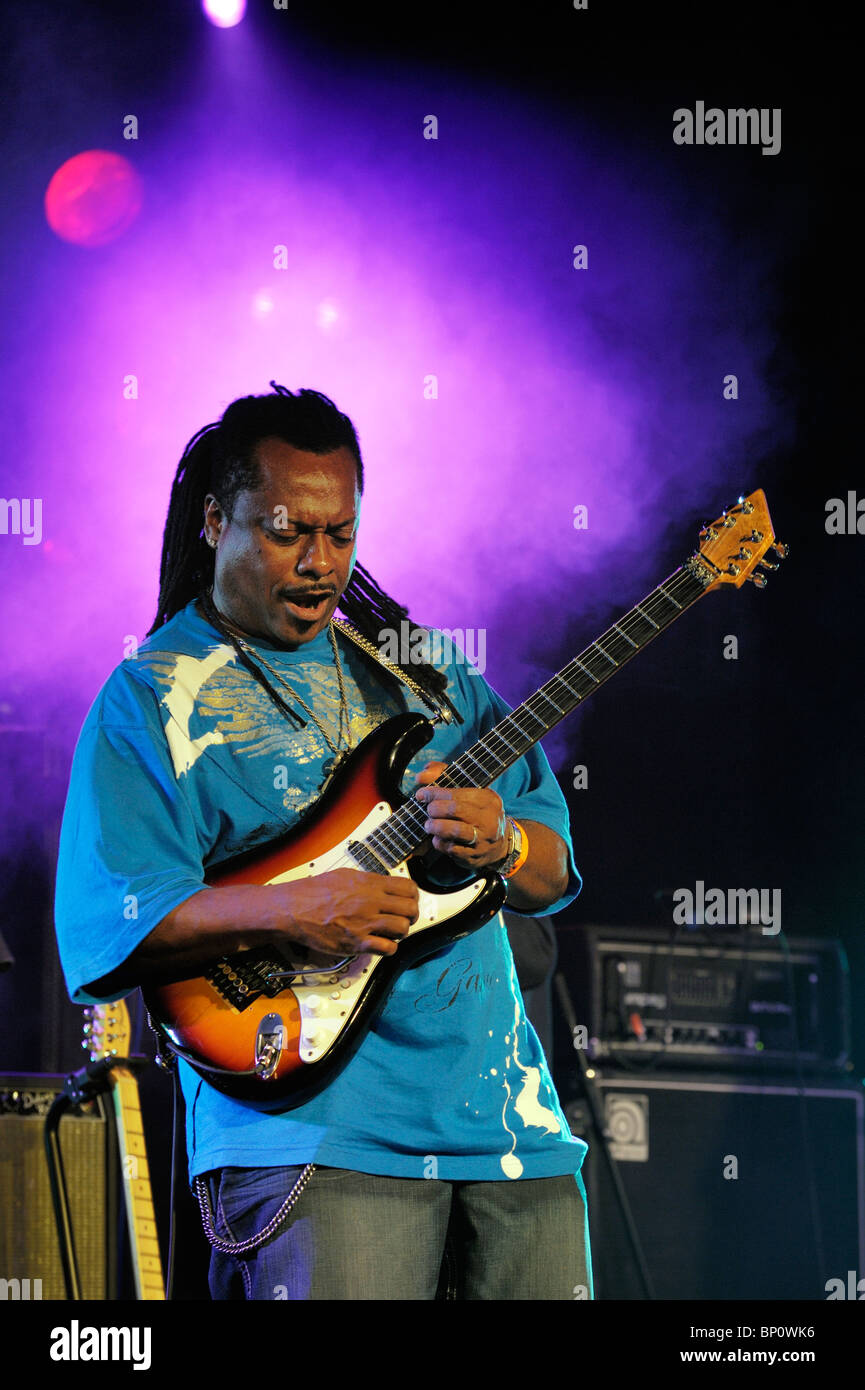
[267,528,355,545]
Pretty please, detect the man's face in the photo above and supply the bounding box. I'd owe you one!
[204,437,360,646]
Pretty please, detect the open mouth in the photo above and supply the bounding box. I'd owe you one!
[282,593,333,620]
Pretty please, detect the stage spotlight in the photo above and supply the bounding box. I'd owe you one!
[202,0,246,27]
[316,300,339,330]
[252,291,275,318]
[44,151,143,248]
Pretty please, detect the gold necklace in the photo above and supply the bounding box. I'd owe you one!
[211,599,352,758]
[247,625,351,758]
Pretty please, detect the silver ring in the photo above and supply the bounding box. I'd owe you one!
[467,825,478,847]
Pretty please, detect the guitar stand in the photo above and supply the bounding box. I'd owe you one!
[553,971,656,1300]
[44,1053,148,1301]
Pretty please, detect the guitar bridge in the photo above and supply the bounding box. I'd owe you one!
[204,951,286,1010]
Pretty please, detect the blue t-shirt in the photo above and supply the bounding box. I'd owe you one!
[54,600,586,1182]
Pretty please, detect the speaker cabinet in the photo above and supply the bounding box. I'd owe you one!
[569,1071,865,1300]
[0,1074,116,1300]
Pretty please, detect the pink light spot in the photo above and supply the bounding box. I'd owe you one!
[44,150,143,248]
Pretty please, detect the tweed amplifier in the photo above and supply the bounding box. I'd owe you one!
[0,1073,116,1300]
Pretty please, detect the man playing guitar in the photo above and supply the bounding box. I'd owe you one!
[54,384,592,1300]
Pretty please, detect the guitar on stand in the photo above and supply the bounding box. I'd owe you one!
[82,1001,165,1300]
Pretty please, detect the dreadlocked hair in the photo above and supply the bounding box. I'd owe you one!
[149,383,450,710]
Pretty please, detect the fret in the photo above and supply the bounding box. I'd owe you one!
[593,643,619,667]
[573,658,600,684]
[438,762,479,790]
[487,726,522,756]
[536,689,566,715]
[370,827,413,862]
[454,752,485,783]
[378,818,414,850]
[613,622,639,649]
[554,672,582,700]
[517,704,551,730]
[634,602,659,630]
[658,583,683,610]
[349,840,390,873]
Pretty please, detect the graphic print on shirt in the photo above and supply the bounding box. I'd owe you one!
[134,643,399,817]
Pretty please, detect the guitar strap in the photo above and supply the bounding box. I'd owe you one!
[332,617,463,726]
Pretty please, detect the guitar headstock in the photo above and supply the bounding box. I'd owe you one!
[82,999,132,1062]
[696,489,788,591]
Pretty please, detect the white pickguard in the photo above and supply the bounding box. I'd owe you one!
[262,801,489,1063]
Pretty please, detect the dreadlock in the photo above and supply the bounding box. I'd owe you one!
[149,383,450,709]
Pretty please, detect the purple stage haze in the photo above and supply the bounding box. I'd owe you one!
[0,36,793,779]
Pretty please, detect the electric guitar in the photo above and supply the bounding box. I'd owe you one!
[145,489,785,1109]
[83,1001,165,1300]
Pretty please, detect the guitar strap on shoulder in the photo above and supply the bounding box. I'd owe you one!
[332,618,463,725]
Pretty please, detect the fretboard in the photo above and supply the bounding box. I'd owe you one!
[349,559,709,873]
[111,1070,165,1301]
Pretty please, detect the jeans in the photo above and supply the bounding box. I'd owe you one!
[204,1165,593,1301]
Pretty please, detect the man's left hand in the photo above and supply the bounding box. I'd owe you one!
[414,761,509,869]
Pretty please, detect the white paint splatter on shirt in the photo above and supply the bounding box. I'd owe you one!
[496,939,564,1178]
[161,648,234,775]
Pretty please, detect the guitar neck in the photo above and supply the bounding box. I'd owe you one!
[110,1069,165,1301]
[353,558,711,871]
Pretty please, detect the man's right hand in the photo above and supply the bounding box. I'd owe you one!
[274,869,420,957]
[84,871,420,997]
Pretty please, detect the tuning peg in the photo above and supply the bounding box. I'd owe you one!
[758,557,779,571]
[737,495,755,514]
[772,541,789,559]
[747,572,767,588]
